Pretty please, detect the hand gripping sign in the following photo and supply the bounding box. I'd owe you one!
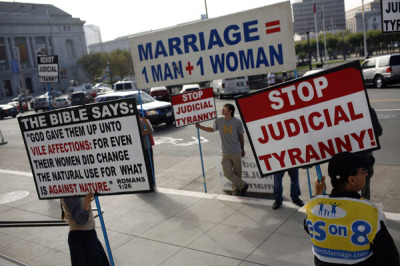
[18,98,153,199]
[235,61,380,177]
[171,88,217,128]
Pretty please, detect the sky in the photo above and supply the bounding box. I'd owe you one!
[27,0,374,42]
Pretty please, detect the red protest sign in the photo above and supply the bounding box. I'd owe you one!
[236,61,380,176]
[171,88,217,127]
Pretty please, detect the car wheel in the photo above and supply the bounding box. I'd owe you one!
[374,75,384,88]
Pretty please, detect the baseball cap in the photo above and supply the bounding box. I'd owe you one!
[328,152,375,181]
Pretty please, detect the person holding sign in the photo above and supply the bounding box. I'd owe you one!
[61,193,110,266]
[272,169,304,210]
[304,152,399,265]
[196,104,249,196]
[140,115,155,167]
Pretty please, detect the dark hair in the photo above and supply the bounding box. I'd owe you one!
[330,168,358,190]
[224,104,235,116]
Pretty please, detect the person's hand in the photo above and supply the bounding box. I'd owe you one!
[83,193,94,211]
[314,176,326,196]
[195,123,200,129]
[242,150,246,157]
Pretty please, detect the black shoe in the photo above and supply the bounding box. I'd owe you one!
[272,200,282,210]
[292,198,304,207]
[239,184,249,196]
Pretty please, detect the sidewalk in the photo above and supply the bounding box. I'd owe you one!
[0,156,400,265]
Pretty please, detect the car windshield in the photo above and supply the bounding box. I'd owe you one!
[124,92,155,104]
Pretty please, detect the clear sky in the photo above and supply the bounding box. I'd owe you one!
[28,0,374,42]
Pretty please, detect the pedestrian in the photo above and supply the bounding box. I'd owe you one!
[140,114,154,167]
[196,103,249,196]
[360,107,382,199]
[267,72,276,86]
[61,193,110,266]
[304,152,399,265]
[272,168,304,210]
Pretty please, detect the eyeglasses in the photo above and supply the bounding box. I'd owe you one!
[362,168,368,174]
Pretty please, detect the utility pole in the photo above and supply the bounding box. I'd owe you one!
[362,0,368,57]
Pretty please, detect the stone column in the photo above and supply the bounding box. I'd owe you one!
[25,36,34,68]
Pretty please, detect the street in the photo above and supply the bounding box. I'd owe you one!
[1,86,400,211]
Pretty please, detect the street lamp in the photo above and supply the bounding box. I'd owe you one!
[106,61,112,84]
[306,30,312,70]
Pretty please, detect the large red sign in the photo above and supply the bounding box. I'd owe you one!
[236,61,380,176]
[171,88,217,128]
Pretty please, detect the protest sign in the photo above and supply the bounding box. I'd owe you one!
[18,98,153,199]
[129,2,295,88]
[213,156,274,193]
[381,0,400,33]
[235,61,380,177]
[37,55,59,83]
[171,88,216,127]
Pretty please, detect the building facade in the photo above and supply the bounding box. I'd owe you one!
[84,25,102,53]
[0,2,87,100]
[346,0,381,33]
[292,0,346,35]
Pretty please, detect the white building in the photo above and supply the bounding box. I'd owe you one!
[0,2,88,99]
[346,0,381,33]
[84,25,102,53]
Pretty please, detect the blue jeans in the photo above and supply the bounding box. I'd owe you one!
[273,168,301,203]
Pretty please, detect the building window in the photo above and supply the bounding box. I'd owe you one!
[35,37,47,55]
[14,37,28,63]
[66,40,75,58]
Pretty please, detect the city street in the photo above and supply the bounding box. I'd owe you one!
[1,86,400,208]
[1,86,400,265]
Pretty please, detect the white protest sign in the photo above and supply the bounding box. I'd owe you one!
[235,61,380,177]
[381,0,400,32]
[18,98,153,199]
[171,88,216,127]
[129,2,295,88]
[37,55,59,83]
[213,156,274,193]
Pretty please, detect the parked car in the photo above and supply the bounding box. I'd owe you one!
[71,92,87,106]
[302,69,325,77]
[180,84,201,93]
[52,96,71,109]
[89,86,112,98]
[33,96,51,112]
[113,80,137,91]
[211,77,249,99]
[8,100,29,112]
[95,91,174,125]
[150,86,170,101]
[361,54,400,88]
[0,104,18,119]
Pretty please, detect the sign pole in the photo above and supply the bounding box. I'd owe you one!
[306,168,313,199]
[94,196,114,266]
[47,82,52,111]
[197,127,207,193]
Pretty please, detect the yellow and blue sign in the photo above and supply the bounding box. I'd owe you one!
[305,196,383,264]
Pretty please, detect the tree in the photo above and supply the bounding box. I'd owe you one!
[77,53,108,81]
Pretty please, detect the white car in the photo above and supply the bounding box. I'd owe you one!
[52,96,71,109]
[180,84,200,93]
[95,91,174,125]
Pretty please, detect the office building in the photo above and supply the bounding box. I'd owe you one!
[0,2,87,99]
[292,0,346,36]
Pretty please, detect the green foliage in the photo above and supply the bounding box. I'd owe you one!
[295,30,400,62]
[77,50,133,82]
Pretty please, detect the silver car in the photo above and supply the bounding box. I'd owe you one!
[361,54,400,88]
